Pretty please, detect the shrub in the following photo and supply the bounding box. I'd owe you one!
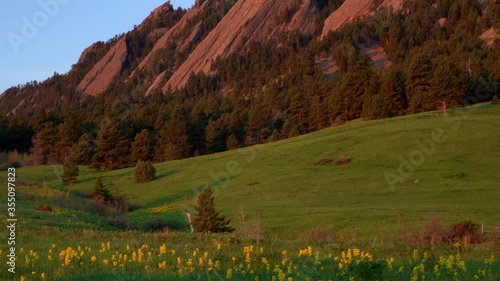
[447,221,481,244]
[335,155,351,166]
[134,161,156,183]
[314,157,333,165]
[420,214,446,244]
[35,204,53,212]
[337,135,351,142]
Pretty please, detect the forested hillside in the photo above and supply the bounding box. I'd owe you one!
[0,0,498,168]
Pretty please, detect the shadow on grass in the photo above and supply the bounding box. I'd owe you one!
[139,176,235,210]
[156,169,184,180]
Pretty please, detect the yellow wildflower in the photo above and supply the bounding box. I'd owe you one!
[226,268,233,279]
[159,244,167,255]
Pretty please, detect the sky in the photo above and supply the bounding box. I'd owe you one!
[0,0,194,94]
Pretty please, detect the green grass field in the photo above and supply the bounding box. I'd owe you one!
[1,104,499,280]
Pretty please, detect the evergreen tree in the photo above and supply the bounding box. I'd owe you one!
[430,56,466,114]
[61,156,79,184]
[31,122,58,165]
[379,68,407,116]
[226,134,239,150]
[193,187,234,233]
[131,129,154,162]
[156,109,190,161]
[269,129,281,142]
[92,120,130,171]
[55,112,82,162]
[72,134,94,165]
[91,177,112,203]
[134,161,156,183]
[206,118,229,153]
[406,52,434,113]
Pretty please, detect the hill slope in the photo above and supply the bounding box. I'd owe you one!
[4,104,500,239]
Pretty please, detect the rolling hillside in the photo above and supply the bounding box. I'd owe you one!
[3,104,499,241]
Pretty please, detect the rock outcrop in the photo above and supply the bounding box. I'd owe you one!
[163,0,320,91]
[76,38,127,96]
[321,0,374,38]
[134,0,210,76]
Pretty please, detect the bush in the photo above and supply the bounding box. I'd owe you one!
[35,204,53,212]
[134,161,156,183]
[314,157,333,165]
[447,221,481,244]
[335,155,351,166]
[420,214,446,244]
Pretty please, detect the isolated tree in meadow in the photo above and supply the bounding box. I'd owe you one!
[91,177,112,203]
[61,156,79,185]
[193,187,234,233]
[92,121,130,171]
[131,129,154,162]
[134,160,156,183]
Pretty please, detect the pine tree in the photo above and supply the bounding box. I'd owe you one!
[61,156,79,184]
[156,108,190,161]
[226,134,239,150]
[406,53,434,113]
[55,112,82,162]
[131,129,154,162]
[31,122,58,165]
[380,68,407,116]
[91,177,112,203]
[430,56,466,114]
[193,187,234,233]
[72,134,94,165]
[134,161,156,183]
[269,129,281,142]
[92,121,130,171]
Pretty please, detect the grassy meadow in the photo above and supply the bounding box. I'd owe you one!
[1,104,499,280]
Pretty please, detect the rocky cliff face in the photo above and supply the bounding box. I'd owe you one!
[0,0,413,111]
[76,38,127,96]
[161,0,320,91]
[133,0,211,76]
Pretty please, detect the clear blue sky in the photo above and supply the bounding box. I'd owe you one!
[0,0,194,94]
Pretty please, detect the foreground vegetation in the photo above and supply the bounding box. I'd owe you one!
[1,231,499,280]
